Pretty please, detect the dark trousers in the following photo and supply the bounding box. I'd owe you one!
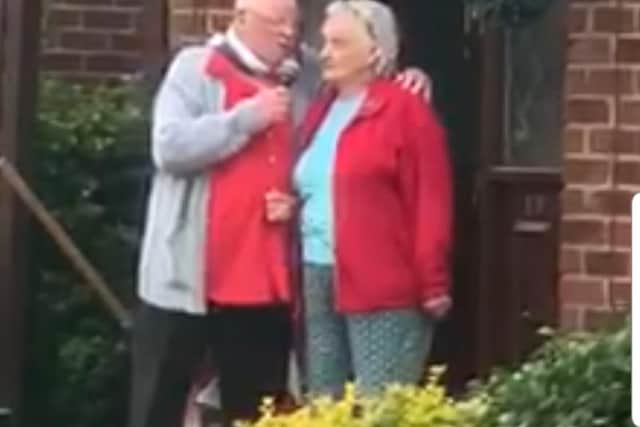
[129,302,291,427]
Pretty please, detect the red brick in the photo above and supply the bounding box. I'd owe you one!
[560,306,583,331]
[589,129,640,154]
[171,0,232,7]
[621,6,638,32]
[61,31,109,50]
[131,9,144,30]
[560,248,583,273]
[40,52,84,72]
[585,250,630,276]
[589,129,614,153]
[590,190,635,215]
[592,6,619,33]
[209,11,234,31]
[114,0,143,6]
[562,219,607,245]
[592,6,637,33]
[610,280,631,310]
[612,220,632,248]
[84,10,133,31]
[618,68,635,94]
[560,277,607,306]
[111,34,140,51]
[563,189,587,213]
[85,53,140,73]
[614,160,640,185]
[617,37,640,62]
[584,309,627,331]
[570,6,588,33]
[47,9,81,28]
[565,159,610,184]
[170,13,202,38]
[61,0,119,4]
[565,128,585,153]
[568,37,612,64]
[170,0,196,7]
[620,99,640,125]
[567,99,610,124]
[567,69,615,95]
[614,129,640,153]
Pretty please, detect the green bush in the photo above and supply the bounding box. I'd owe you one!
[475,321,631,427]
[23,78,149,427]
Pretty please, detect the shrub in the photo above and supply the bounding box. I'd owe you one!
[475,321,631,427]
[242,368,486,427]
[23,78,149,427]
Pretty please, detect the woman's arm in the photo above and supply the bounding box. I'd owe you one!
[399,94,453,305]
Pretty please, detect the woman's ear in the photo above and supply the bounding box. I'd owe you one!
[368,46,382,70]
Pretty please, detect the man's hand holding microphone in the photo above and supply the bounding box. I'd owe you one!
[250,85,299,224]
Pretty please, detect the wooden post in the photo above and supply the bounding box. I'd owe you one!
[0,0,42,424]
[141,0,169,92]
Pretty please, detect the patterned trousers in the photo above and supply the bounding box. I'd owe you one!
[302,264,435,397]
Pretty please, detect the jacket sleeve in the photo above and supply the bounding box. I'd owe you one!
[399,94,453,302]
[151,47,267,175]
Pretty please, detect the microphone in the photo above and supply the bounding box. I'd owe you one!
[279,57,301,87]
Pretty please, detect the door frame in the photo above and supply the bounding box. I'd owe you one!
[470,11,565,376]
[0,0,42,425]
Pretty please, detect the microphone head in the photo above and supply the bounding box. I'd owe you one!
[279,57,301,87]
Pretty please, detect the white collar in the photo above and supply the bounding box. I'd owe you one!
[207,30,301,84]
[208,28,270,74]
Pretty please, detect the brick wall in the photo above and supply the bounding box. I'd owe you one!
[40,0,236,79]
[561,0,636,330]
[168,0,233,49]
[41,0,144,80]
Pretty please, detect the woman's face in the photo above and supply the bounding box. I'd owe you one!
[319,10,377,87]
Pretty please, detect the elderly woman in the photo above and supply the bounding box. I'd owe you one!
[293,0,453,397]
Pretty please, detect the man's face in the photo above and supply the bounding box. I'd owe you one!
[237,0,301,67]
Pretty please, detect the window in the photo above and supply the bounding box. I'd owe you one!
[502,2,565,167]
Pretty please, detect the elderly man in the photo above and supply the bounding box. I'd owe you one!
[131,0,429,426]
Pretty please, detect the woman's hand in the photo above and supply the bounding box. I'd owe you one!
[422,294,452,319]
[265,189,297,223]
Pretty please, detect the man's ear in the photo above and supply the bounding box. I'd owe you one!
[235,9,247,26]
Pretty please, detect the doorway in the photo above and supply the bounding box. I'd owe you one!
[388,0,479,389]
[386,0,564,389]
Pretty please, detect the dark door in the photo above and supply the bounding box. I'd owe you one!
[470,2,567,376]
[389,0,480,389]
[390,0,566,386]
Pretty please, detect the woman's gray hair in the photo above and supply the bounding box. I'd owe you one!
[326,0,399,76]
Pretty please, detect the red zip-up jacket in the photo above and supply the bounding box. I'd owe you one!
[298,79,453,313]
[204,50,294,306]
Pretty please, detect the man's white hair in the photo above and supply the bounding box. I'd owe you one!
[326,0,399,76]
[235,0,295,11]
[234,0,253,9]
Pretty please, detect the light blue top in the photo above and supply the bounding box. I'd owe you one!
[294,91,366,265]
